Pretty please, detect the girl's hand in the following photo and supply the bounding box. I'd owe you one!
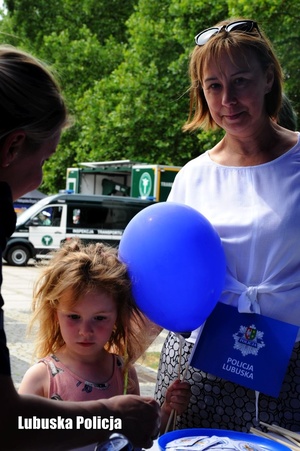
[163,379,191,416]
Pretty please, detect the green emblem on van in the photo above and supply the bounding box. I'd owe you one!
[139,172,152,197]
[42,235,53,246]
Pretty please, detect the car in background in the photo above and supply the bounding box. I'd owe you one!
[3,193,154,266]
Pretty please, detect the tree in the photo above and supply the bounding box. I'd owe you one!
[74,0,300,171]
[4,0,136,46]
[226,0,300,117]
[38,27,126,192]
[75,0,228,168]
[1,0,137,192]
[0,0,299,193]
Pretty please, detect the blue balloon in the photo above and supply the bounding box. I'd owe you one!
[119,202,226,333]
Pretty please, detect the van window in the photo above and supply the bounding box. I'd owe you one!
[104,204,149,229]
[33,206,63,227]
[67,205,109,229]
[52,206,63,226]
[67,203,144,230]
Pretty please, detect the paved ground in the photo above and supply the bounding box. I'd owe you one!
[2,261,167,397]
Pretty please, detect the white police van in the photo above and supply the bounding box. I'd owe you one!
[4,193,154,266]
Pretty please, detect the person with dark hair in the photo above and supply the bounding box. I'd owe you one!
[0,44,160,450]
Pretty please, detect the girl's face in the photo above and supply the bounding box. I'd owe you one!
[56,288,118,360]
[202,49,274,137]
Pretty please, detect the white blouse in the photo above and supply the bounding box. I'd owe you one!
[168,133,300,341]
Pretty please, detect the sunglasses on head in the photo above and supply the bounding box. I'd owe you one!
[194,20,260,46]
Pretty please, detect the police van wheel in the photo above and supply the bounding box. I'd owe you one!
[6,245,31,266]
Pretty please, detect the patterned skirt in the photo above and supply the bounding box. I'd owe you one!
[154,331,300,432]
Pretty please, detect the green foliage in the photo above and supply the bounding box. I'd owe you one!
[4,0,136,46]
[74,0,230,169]
[1,0,136,192]
[0,0,299,193]
[228,0,300,116]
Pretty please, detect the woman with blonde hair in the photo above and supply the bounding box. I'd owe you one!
[155,18,300,432]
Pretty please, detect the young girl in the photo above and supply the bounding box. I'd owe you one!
[19,238,190,435]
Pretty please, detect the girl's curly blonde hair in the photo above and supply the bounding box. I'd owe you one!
[29,238,151,388]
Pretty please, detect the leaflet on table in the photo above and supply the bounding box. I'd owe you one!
[165,436,265,451]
